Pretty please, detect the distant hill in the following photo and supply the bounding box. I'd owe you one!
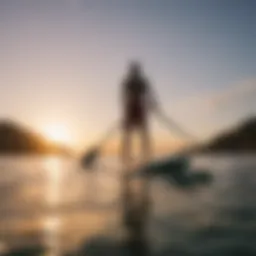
[0,120,71,155]
[198,116,256,152]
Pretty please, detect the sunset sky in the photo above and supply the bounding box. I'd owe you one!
[0,0,255,150]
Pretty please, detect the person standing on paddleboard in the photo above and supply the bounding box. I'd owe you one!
[121,61,158,164]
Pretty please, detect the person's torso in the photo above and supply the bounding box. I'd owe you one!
[124,76,148,107]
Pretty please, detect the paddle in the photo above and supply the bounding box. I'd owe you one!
[81,122,119,169]
[154,107,198,142]
[81,108,198,169]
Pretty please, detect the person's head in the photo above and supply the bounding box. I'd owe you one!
[128,61,142,77]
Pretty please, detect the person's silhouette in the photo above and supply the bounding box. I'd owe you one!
[121,61,157,165]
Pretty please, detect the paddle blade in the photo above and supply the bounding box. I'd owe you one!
[146,156,189,175]
[81,147,100,169]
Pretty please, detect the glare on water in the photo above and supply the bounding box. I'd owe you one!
[44,157,63,206]
[43,216,61,256]
[43,157,63,256]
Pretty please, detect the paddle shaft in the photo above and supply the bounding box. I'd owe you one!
[154,107,198,141]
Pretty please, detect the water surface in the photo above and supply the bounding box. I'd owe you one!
[0,155,255,255]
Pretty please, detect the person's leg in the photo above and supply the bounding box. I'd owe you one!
[121,125,132,166]
[139,123,151,164]
[121,124,136,232]
[139,122,152,221]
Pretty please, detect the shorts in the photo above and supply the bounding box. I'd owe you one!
[124,104,147,129]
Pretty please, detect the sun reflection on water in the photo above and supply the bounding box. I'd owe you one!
[43,157,63,256]
[44,157,63,206]
[43,216,61,256]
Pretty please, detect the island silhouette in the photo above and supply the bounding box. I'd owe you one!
[197,116,256,153]
[0,120,71,155]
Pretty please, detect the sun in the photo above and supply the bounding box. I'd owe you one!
[43,124,71,144]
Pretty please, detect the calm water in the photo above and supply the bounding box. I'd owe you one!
[0,155,255,255]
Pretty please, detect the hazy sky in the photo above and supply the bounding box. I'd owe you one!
[0,0,255,149]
